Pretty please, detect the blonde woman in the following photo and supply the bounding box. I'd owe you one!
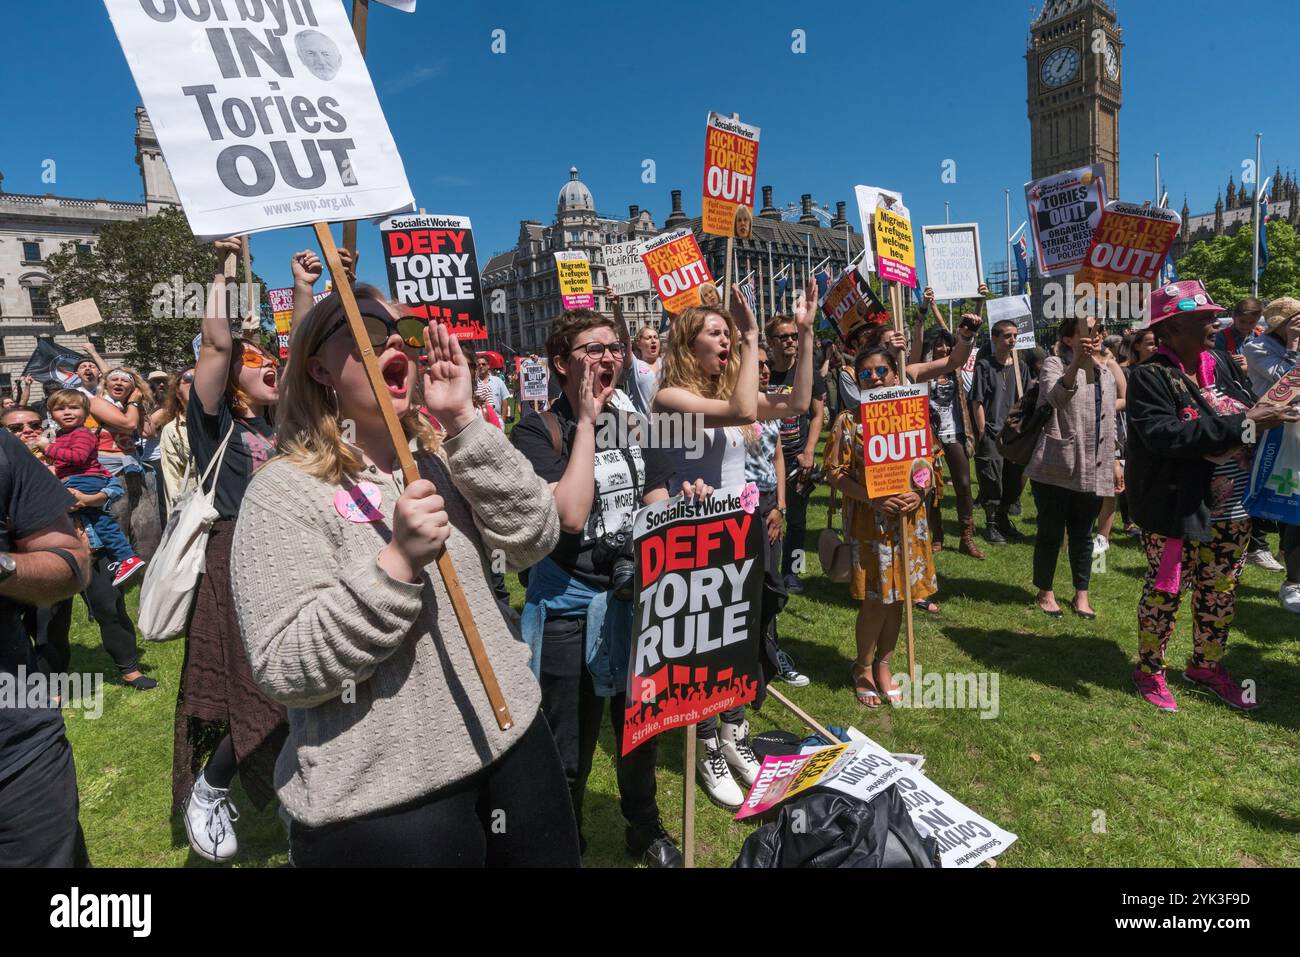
[229,285,578,868]
[156,368,194,507]
[652,278,817,809]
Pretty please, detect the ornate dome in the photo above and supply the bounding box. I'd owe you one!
[558,166,594,214]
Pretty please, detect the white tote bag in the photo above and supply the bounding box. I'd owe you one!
[138,424,234,643]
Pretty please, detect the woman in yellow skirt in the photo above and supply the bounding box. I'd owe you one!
[825,344,938,708]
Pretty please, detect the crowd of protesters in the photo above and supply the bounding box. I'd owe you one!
[3,232,1298,868]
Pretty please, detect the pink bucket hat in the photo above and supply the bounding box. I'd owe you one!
[1143,279,1226,328]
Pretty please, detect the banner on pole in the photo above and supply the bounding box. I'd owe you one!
[820,263,889,342]
[987,294,1035,350]
[604,240,652,295]
[555,251,594,310]
[861,383,931,497]
[1023,165,1107,277]
[701,112,760,238]
[874,208,917,288]
[103,0,414,240]
[640,229,715,315]
[622,484,763,755]
[921,224,983,301]
[515,356,550,402]
[1078,202,1182,287]
[379,213,486,340]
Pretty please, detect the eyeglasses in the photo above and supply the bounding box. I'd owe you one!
[5,421,40,433]
[858,365,892,382]
[320,313,427,352]
[774,332,798,341]
[570,342,627,360]
[757,360,770,368]
[239,349,279,370]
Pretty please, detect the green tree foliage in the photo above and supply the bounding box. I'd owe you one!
[1174,220,1300,308]
[44,208,269,371]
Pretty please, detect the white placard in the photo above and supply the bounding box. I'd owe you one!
[56,299,104,332]
[922,223,983,301]
[987,294,1035,350]
[103,0,414,240]
[519,357,549,402]
[604,240,652,295]
[854,185,907,274]
[373,0,416,10]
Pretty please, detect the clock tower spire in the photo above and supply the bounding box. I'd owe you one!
[1027,1,1123,200]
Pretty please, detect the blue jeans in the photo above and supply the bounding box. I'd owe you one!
[64,475,135,562]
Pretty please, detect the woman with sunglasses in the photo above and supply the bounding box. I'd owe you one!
[230,285,577,868]
[825,345,940,708]
[174,237,287,865]
[156,368,194,510]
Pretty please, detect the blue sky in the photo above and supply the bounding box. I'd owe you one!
[4,0,1297,293]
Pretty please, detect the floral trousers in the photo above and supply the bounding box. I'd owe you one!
[1137,519,1251,674]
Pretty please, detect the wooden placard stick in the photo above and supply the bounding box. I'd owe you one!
[766,686,843,745]
[340,0,370,257]
[313,222,514,732]
[240,234,258,332]
[889,281,917,683]
[723,236,734,309]
[683,731,696,868]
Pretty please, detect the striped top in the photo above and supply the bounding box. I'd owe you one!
[46,426,111,481]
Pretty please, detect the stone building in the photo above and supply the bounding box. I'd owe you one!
[1172,167,1300,261]
[0,108,179,398]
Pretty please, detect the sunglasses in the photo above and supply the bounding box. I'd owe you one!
[774,332,798,341]
[5,421,40,433]
[321,313,426,352]
[240,349,279,370]
[858,365,892,382]
[570,342,627,360]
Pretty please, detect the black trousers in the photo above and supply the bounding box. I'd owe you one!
[1283,523,1300,582]
[26,552,141,678]
[975,433,1025,516]
[0,737,88,867]
[539,617,660,831]
[288,715,580,867]
[780,466,812,578]
[1031,481,1102,593]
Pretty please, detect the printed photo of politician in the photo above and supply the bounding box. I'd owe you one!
[295,29,342,81]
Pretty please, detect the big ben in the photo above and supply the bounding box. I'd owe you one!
[1027,0,1123,200]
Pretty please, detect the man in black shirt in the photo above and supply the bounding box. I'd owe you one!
[766,315,827,592]
[0,428,91,866]
[970,320,1032,543]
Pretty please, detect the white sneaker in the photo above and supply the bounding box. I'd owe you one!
[1247,549,1285,572]
[183,771,240,863]
[718,719,762,790]
[1092,534,1110,557]
[1281,582,1300,614]
[696,735,744,808]
[776,650,811,687]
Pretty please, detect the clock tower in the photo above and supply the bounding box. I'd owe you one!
[1027,0,1123,200]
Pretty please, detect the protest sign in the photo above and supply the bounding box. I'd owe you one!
[734,744,850,821]
[1024,165,1107,276]
[604,240,652,295]
[622,484,763,755]
[640,229,715,315]
[820,263,889,342]
[267,287,294,360]
[1078,202,1182,286]
[740,733,1018,868]
[701,112,760,237]
[987,294,1035,350]
[860,383,931,497]
[103,0,414,240]
[56,299,103,333]
[921,224,983,301]
[854,185,906,274]
[874,207,917,288]
[379,213,486,340]
[554,251,594,309]
[515,356,550,402]
[1245,364,1300,523]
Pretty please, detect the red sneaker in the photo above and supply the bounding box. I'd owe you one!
[1183,662,1258,711]
[1133,667,1178,712]
[112,556,146,588]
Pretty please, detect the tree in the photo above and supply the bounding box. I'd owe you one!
[44,208,270,371]
[1174,220,1300,308]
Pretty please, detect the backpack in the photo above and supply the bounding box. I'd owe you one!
[137,424,233,642]
[996,380,1052,467]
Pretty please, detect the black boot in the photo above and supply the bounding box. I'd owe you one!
[626,819,683,868]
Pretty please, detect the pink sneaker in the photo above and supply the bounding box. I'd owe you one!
[1183,662,1258,711]
[1133,667,1178,712]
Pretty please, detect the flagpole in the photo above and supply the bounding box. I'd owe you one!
[1004,189,1011,298]
[1252,133,1262,298]
[945,201,953,326]
[767,240,775,321]
[1154,153,1160,207]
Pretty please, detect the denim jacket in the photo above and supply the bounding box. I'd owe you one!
[520,556,631,696]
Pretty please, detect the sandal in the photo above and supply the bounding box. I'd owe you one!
[873,659,904,706]
[913,599,940,614]
[851,663,880,708]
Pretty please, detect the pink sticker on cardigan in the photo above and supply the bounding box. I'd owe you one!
[334,482,384,523]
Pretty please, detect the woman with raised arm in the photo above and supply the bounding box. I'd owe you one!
[231,285,577,868]
[174,237,286,865]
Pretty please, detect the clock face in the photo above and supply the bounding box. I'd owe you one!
[1105,41,1120,80]
[1041,46,1081,88]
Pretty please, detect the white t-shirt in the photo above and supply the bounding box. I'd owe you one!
[626,357,661,418]
[480,375,510,417]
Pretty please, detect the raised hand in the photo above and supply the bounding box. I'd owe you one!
[291,250,323,286]
[793,277,818,333]
[728,283,757,336]
[421,322,475,435]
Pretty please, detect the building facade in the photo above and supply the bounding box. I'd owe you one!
[0,108,179,398]
[1172,167,1300,261]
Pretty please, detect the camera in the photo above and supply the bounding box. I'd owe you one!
[593,516,636,601]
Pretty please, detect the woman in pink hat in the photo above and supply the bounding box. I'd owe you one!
[1125,281,1299,712]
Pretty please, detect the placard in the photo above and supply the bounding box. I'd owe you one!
[379,212,485,340]
[854,185,906,274]
[622,484,763,755]
[640,229,715,315]
[1078,202,1182,287]
[56,298,103,333]
[515,356,550,402]
[874,207,917,288]
[701,112,761,237]
[604,240,652,295]
[987,294,1035,350]
[554,251,594,310]
[267,287,294,360]
[103,0,414,240]
[860,383,931,497]
[921,224,983,301]
[1024,165,1107,277]
[820,263,889,342]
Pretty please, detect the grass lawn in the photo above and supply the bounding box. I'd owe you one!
[62,435,1300,867]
